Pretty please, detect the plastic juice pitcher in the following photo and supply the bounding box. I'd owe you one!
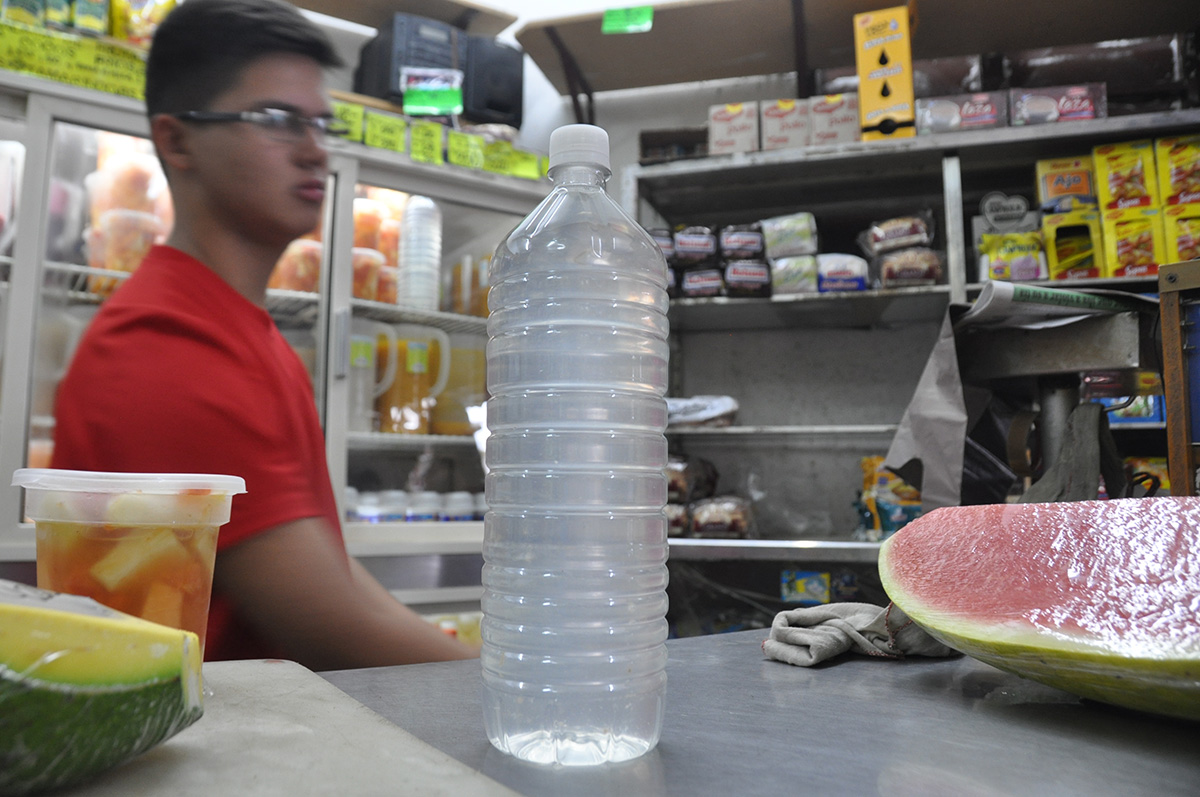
[349,319,397,432]
[376,323,450,434]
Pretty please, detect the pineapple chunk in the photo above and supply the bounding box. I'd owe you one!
[140,581,185,629]
[90,529,189,592]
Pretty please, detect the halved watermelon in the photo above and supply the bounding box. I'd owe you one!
[878,498,1200,721]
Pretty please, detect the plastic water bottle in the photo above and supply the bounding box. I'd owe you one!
[397,195,442,311]
[481,124,671,766]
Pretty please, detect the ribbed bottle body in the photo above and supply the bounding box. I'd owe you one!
[482,162,671,766]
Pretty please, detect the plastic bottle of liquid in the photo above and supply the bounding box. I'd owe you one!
[481,124,670,766]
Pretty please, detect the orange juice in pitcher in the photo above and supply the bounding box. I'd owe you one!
[376,324,450,434]
[431,332,487,436]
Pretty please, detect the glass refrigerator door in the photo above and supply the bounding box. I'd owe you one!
[0,129,24,419]
[26,118,333,476]
[340,180,520,527]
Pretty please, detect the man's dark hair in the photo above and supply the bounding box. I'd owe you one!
[144,0,343,118]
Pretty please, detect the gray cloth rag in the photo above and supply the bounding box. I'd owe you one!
[1019,400,1127,504]
[762,602,958,667]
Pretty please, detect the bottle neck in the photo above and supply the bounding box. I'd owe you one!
[548,163,610,187]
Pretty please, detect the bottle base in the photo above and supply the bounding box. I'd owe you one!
[482,683,664,767]
[487,729,659,767]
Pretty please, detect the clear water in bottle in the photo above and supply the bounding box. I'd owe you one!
[481,124,671,766]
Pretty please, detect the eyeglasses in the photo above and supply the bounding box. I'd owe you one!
[173,108,348,142]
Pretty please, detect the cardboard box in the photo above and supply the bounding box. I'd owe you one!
[1009,84,1106,126]
[1094,140,1161,210]
[1100,395,1164,425]
[853,6,915,141]
[1163,203,1200,262]
[1035,157,1097,210]
[708,102,759,156]
[1043,209,1104,279]
[809,94,859,146]
[759,99,809,150]
[1155,134,1200,206]
[916,92,1007,135]
[1101,207,1166,278]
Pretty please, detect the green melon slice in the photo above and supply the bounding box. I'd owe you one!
[878,498,1200,721]
[0,579,204,795]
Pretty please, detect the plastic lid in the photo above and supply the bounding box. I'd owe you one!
[13,468,246,495]
[548,124,610,170]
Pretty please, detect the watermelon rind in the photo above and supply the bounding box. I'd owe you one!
[879,500,1200,722]
[0,671,203,796]
[882,566,1200,721]
[0,580,205,795]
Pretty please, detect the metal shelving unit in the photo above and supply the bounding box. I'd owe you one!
[669,537,881,563]
[625,106,1200,560]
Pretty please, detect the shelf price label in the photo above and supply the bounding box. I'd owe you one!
[483,140,543,180]
[0,21,145,99]
[364,110,406,153]
[409,121,444,165]
[601,6,654,34]
[509,149,543,180]
[447,130,485,170]
[483,140,514,176]
[331,100,364,143]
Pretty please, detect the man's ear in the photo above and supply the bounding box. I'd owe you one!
[149,113,192,172]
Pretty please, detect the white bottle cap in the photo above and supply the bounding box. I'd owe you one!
[548,124,610,171]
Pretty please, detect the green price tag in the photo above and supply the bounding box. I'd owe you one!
[0,22,145,99]
[510,149,543,180]
[331,101,364,143]
[447,130,485,170]
[483,140,514,176]
[364,111,406,153]
[410,122,444,165]
[403,86,463,117]
[601,6,654,34]
[540,155,550,178]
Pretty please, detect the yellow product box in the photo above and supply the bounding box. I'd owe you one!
[71,0,108,35]
[1163,203,1200,263]
[1035,157,1096,210]
[44,0,69,28]
[1,0,44,26]
[853,6,914,141]
[1101,207,1166,278]
[1043,209,1104,279]
[1093,140,1161,210]
[1155,134,1200,206]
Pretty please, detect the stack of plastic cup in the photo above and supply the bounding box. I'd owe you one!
[397,195,442,312]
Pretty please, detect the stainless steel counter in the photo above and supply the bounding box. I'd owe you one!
[322,629,1200,796]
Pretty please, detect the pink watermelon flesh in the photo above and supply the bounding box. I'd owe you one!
[879,497,1200,720]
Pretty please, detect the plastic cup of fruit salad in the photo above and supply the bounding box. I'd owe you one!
[13,469,246,652]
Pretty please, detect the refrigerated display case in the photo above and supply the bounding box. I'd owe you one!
[0,71,544,606]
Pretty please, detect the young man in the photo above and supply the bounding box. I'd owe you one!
[51,0,475,669]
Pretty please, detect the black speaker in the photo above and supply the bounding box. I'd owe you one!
[354,13,468,104]
[462,37,524,129]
